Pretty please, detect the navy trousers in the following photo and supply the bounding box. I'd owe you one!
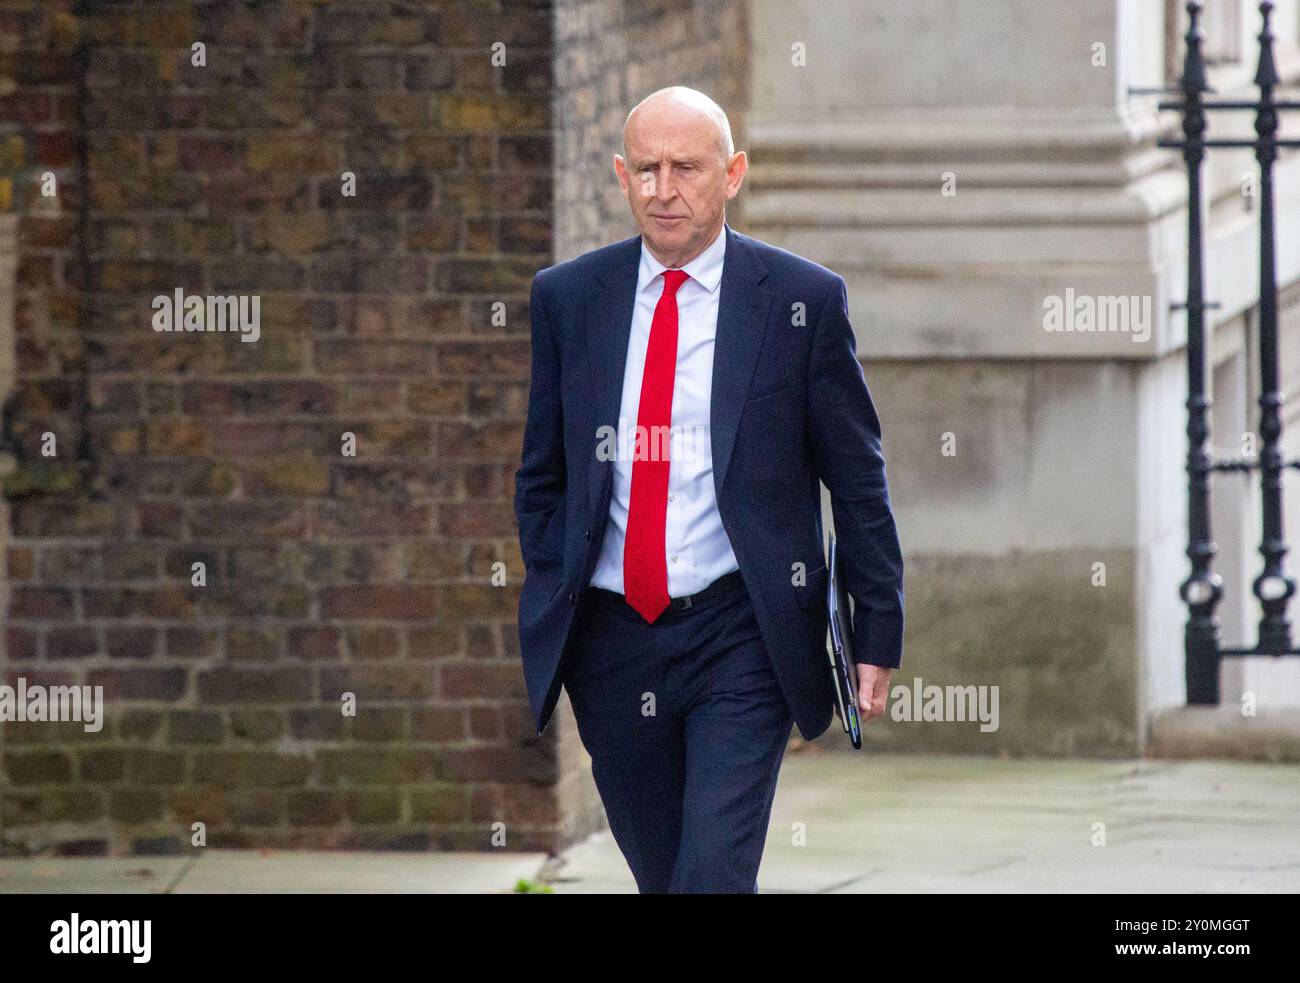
[562,571,794,893]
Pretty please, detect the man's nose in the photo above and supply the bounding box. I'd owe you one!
[651,165,677,201]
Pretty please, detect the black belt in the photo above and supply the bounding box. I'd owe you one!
[588,568,745,611]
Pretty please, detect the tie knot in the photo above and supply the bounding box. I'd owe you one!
[660,269,690,294]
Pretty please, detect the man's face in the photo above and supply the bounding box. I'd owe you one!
[614,104,746,267]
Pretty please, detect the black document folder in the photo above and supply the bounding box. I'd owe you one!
[825,532,862,749]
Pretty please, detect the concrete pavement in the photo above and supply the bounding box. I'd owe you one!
[542,747,1300,893]
[2,749,1296,893]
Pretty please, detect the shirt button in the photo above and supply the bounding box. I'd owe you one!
[668,494,675,502]
[670,554,678,562]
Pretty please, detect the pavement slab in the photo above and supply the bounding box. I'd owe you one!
[2,751,1295,894]
[542,750,1300,893]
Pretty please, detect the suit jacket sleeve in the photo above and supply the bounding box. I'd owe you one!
[514,273,566,571]
[805,273,905,669]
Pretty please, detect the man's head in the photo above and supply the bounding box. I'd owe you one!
[614,86,747,268]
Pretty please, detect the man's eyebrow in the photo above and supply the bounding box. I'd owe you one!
[631,155,705,168]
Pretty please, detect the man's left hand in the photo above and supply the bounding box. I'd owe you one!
[855,664,892,722]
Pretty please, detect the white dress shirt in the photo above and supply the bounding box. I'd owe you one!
[590,224,740,597]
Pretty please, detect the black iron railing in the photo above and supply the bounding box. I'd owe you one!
[1149,1,1300,702]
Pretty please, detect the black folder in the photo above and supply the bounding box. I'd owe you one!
[825,532,862,749]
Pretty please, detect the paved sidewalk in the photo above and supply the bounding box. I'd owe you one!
[542,749,1300,893]
[2,751,1296,893]
[0,848,547,894]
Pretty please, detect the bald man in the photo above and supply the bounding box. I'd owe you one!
[514,86,904,893]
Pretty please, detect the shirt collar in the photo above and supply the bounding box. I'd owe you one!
[637,223,727,295]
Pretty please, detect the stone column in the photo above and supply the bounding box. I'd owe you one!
[743,0,1300,754]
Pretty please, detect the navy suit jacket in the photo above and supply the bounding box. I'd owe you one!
[514,223,904,740]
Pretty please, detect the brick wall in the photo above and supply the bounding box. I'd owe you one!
[0,0,560,856]
[0,0,754,862]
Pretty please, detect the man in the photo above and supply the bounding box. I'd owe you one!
[513,86,904,893]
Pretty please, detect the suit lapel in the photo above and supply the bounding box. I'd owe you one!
[586,235,641,518]
[584,223,772,519]
[710,225,773,499]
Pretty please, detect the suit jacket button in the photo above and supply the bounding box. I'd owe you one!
[584,528,591,541]
[567,591,576,604]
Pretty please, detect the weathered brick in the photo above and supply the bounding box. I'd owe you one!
[410,705,467,741]
[442,660,528,701]
[437,502,517,538]
[87,667,188,702]
[436,420,524,458]
[8,546,35,580]
[8,586,74,619]
[27,787,106,824]
[188,502,307,540]
[436,339,530,377]
[289,707,344,741]
[7,749,74,784]
[83,587,196,620]
[45,627,99,660]
[168,710,224,745]
[225,626,283,662]
[320,586,436,620]
[165,627,220,660]
[246,134,338,173]
[468,705,502,741]
[331,463,455,501]
[1,0,566,856]
[6,626,38,661]
[229,708,286,743]
[127,749,186,785]
[312,501,433,537]
[345,789,401,824]
[344,624,401,661]
[407,626,464,661]
[437,94,548,131]
[317,748,441,785]
[197,668,311,705]
[287,790,345,826]
[318,665,438,702]
[441,743,558,784]
[436,584,517,621]
[406,380,466,414]
[225,790,285,826]
[105,627,160,660]
[192,751,311,787]
[408,784,471,823]
[109,787,166,823]
[288,625,341,661]
[101,545,160,582]
[119,709,164,742]
[351,706,405,742]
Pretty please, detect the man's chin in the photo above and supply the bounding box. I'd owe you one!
[641,227,690,256]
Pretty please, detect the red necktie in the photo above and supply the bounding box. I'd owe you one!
[624,268,690,623]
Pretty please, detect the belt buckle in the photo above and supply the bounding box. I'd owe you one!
[680,594,693,609]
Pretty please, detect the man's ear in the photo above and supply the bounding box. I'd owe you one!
[613,154,629,197]
[725,150,748,199]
